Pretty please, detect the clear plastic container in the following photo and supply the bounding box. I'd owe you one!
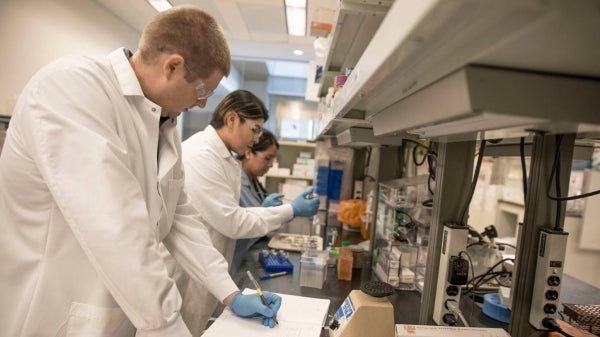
[300,250,328,289]
[337,241,353,281]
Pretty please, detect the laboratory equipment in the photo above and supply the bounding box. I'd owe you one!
[395,324,510,337]
[258,250,293,273]
[329,281,395,337]
[529,228,568,330]
[300,249,328,289]
[373,175,431,292]
[562,303,600,335]
[432,223,469,326]
[268,233,323,252]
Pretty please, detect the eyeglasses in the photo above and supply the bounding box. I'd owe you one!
[254,151,276,163]
[183,62,214,100]
[239,115,264,138]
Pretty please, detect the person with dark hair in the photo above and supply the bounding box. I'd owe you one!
[180,89,319,334]
[0,6,280,337]
[231,129,282,272]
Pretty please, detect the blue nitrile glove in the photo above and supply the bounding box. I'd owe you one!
[290,188,320,217]
[229,291,282,328]
[262,193,284,207]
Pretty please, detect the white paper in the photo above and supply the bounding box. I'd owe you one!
[202,289,330,337]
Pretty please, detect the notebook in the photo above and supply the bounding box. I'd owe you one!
[202,289,330,337]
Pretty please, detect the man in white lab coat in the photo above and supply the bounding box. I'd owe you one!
[0,6,280,337]
[179,89,320,336]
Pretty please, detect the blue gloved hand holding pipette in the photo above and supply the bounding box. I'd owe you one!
[290,187,319,217]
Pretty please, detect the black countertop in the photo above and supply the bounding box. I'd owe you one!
[215,236,421,337]
[207,232,600,336]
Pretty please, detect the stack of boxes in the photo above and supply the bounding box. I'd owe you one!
[374,245,417,289]
[374,245,401,287]
[267,150,315,179]
[292,151,315,178]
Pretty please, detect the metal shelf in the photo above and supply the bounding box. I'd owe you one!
[317,0,600,142]
[316,0,391,98]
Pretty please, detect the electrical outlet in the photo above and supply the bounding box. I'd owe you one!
[529,228,568,330]
[433,224,469,325]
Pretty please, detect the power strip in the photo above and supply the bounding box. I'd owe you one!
[433,223,469,326]
[529,228,568,330]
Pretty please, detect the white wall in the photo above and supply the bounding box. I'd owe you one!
[0,0,140,115]
[564,216,600,288]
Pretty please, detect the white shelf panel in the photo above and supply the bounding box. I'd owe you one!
[316,0,391,97]
[277,140,316,148]
[265,174,314,181]
[318,0,600,141]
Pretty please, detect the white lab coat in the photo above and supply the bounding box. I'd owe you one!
[178,125,294,335]
[0,48,237,337]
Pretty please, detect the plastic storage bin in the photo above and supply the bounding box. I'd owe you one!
[300,249,328,289]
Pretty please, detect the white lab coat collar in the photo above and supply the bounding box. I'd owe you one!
[203,125,237,161]
[108,48,145,97]
[108,48,162,119]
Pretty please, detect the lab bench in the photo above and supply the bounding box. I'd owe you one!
[208,234,526,336]
[207,228,600,336]
[211,235,421,337]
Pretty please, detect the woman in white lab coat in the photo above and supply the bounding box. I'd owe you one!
[0,7,280,337]
[179,89,320,336]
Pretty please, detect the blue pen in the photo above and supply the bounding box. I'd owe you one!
[259,271,289,281]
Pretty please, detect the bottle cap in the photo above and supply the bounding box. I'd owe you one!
[334,75,347,86]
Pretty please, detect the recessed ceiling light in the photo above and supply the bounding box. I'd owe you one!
[285,0,306,36]
[147,0,173,12]
[293,49,304,56]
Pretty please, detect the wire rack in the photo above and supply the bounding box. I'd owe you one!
[562,303,600,336]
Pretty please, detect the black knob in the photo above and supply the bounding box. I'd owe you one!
[361,281,394,297]
[547,275,561,286]
[443,313,458,326]
[544,304,557,314]
[446,285,459,296]
[329,318,339,330]
[545,290,559,301]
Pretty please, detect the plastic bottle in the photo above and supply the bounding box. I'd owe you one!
[327,245,338,267]
[326,229,338,267]
[361,189,374,239]
[337,241,353,281]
